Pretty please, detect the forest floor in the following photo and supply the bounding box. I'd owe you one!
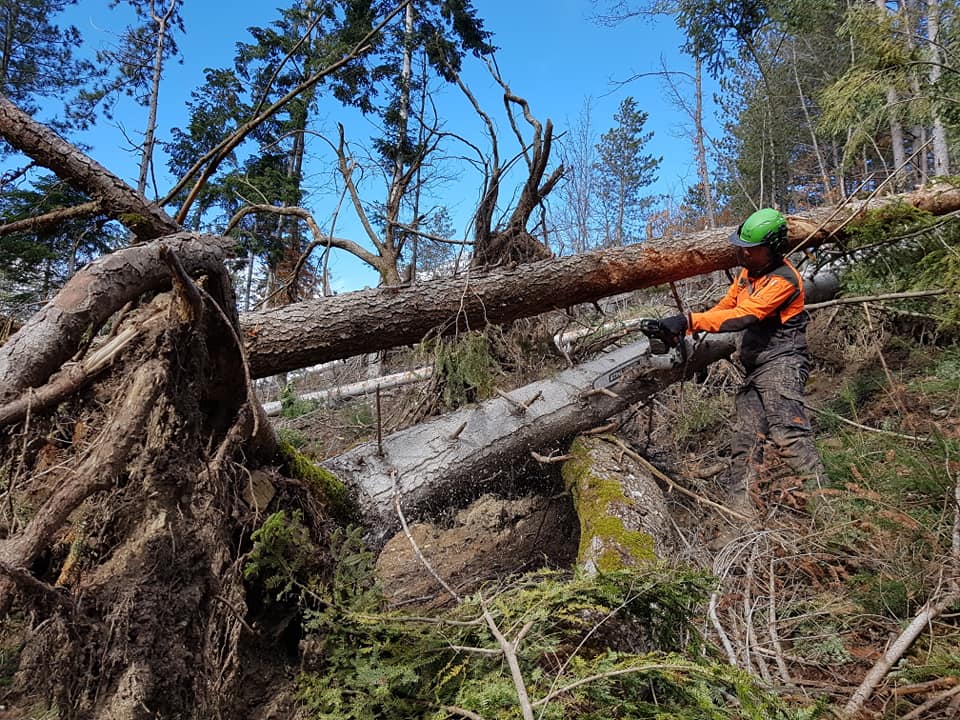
[4,285,960,719]
[270,291,960,718]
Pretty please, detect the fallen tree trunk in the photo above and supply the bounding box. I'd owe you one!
[262,366,433,416]
[0,234,234,402]
[325,276,839,542]
[242,185,960,377]
[324,332,737,542]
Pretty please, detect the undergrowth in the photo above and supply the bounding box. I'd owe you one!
[244,517,821,719]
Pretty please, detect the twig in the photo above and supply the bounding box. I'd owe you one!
[442,706,487,720]
[806,288,946,311]
[480,593,534,720]
[768,557,793,685]
[212,594,259,637]
[448,421,468,441]
[523,390,543,408]
[583,421,619,436]
[893,677,959,695]
[530,451,574,464]
[495,387,531,415]
[900,682,960,720]
[392,487,461,603]
[494,389,544,416]
[582,387,621,400]
[606,437,754,522]
[843,590,960,718]
[805,403,930,442]
[709,590,739,666]
[449,645,503,656]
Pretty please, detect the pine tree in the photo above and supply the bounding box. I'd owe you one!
[593,97,661,246]
[0,0,98,129]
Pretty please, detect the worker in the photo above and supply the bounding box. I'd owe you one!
[649,208,825,538]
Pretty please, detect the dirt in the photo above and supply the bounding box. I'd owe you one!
[376,493,579,610]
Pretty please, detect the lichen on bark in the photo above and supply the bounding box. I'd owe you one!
[562,436,659,573]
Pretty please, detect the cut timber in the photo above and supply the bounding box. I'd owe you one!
[241,185,959,377]
[325,332,736,542]
[324,275,838,543]
[562,436,679,574]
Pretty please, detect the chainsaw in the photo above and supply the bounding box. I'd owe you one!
[590,319,689,390]
[638,318,682,355]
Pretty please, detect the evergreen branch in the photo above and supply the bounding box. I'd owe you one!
[166,0,411,221]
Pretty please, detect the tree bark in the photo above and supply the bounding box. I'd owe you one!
[0,233,233,402]
[0,94,180,241]
[242,183,960,378]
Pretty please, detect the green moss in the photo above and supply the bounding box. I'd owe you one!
[278,440,357,522]
[562,437,657,570]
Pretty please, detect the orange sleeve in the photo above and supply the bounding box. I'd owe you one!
[689,275,797,333]
[710,272,742,312]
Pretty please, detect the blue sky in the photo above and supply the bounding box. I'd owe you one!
[56,0,720,291]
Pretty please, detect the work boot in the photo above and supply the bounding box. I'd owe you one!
[708,488,758,551]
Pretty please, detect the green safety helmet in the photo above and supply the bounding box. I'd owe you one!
[729,207,788,255]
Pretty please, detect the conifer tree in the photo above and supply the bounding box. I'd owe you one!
[593,97,661,246]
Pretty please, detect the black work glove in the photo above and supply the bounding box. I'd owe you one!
[659,314,688,345]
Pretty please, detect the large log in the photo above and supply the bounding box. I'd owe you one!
[324,332,737,543]
[241,185,960,378]
[0,234,234,401]
[325,276,839,542]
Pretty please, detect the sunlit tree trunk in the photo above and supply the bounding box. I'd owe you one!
[927,0,950,176]
[692,58,717,227]
[878,0,908,190]
[137,0,180,198]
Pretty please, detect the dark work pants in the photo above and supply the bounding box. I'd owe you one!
[729,356,824,493]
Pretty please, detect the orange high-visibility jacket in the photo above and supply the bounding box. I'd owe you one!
[688,259,808,370]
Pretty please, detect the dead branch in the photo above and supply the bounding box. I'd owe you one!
[442,706,487,720]
[393,490,461,604]
[0,95,179,241]
[806,288,946,310]
[0,200,102,238]
[843,590,960,718]
[606,436,753,522]
[480,593,534,720]
[530,451,574,464]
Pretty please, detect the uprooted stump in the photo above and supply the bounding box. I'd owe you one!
[0,253,336,719]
